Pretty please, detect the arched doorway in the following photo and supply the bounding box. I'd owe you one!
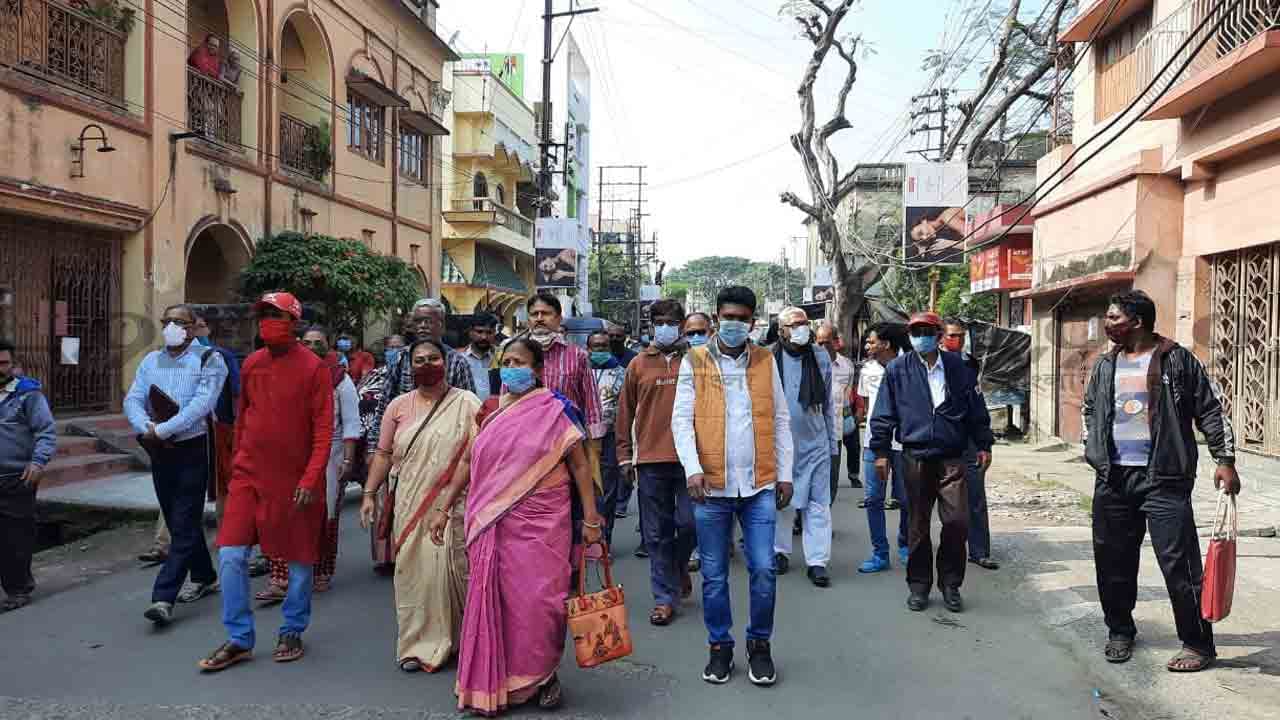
[185,222,253,303]
[186,0,260,148]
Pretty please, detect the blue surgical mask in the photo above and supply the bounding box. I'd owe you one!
[385,348,403,367]
[590,351,613,367]
[910,335,939,354]
[500,366,537,394]
[195,336,212,347]
[687,333,709,347]
[336,339,353,352]
[717,320,749,348]
[653,324,680,347]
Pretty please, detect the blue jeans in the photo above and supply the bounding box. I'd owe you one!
[598,432,622,546]
[862,448,909,558]
[149,439,217,603]
[965,444,992,560]
[219,545,313,649]
[637,463,696,607]
[694,489,777,647]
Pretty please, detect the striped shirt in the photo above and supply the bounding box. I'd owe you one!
[542,338,605,439]
[365,345,475,449]
[123,344,228,442]
[1111,350,1153,467]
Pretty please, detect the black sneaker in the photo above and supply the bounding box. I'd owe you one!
[144,601,173,626]
[746,639,776,686]
[906,592,929,612]
[702,644,734,684]
[774,553,790,575]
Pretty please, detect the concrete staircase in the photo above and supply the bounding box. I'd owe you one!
[43,415,144,490]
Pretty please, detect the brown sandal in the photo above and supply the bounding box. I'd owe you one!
[273,634,304,662]
[649,604,674,626]
[198,642,252,672]
[1166,647,1215,673]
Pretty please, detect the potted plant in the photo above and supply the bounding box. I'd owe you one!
[74,0,138,35]
[303,120,332,182]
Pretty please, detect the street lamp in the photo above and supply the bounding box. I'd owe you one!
[70,124,116,178]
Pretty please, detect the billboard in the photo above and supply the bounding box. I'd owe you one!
[460,54,525,98]
[969,235,1033,294]
[536,248,578,288]
[904,162,968,266]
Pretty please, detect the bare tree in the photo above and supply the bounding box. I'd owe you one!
[779,0,879,336]
[941,0,1076,162]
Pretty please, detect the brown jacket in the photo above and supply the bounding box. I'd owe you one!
[615,346,684,466]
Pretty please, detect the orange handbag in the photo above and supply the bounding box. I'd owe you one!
[567,543,633,668]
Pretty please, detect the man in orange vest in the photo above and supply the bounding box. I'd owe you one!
[673,286,793,689]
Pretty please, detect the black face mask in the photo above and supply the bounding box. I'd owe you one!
[610,340,626,355]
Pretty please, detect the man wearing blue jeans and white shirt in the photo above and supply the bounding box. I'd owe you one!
[124,304,228,625]
[857,324,909,573]
[673,286,793,687]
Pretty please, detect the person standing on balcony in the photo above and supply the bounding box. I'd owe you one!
[220,49,242,86]
[1083,290,1238,673]
[0,339,56,614]
[188,35,222,78]
[125,305,229,626]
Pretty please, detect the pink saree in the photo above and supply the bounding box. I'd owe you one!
[455,389,585,715]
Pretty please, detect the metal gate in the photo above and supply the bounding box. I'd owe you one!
[0,214,121,413]
[1054,297,1111,444]
[1209,243,1279,456]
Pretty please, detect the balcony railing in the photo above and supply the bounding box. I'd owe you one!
[449,197,534,239]
[0,0,126,106]
[187,67,243,147]
[279,113,329,180]
[1095,0,1280,121]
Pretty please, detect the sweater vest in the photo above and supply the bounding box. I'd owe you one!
[689,344,777,490]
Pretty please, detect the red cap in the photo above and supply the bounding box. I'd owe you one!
[907,311,942,329]
[254,291,303,320]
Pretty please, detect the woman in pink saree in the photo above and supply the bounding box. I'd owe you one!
[440,338,603,716]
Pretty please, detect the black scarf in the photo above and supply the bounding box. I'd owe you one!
[773,342,826,411]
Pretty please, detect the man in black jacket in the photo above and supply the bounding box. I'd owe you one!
[1083,290,1239,673]
[869,312,993,614]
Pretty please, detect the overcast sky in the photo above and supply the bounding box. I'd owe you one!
[438,0,951,269]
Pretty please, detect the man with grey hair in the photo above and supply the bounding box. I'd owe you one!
[366,298,475,453]
[771,307,837,588]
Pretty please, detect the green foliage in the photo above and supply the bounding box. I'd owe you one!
[663,280,690,307]
[78,0,137,34]
[238,232,421,333]
[1045,248,1130,284]
[883,265,997,323]
[666,255,806,316]
[303,120,333,181]
[588,245,653,325]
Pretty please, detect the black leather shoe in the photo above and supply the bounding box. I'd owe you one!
[807,566,831,588]
[774,553,790,575]
[906,592,929,612]
[942,586,964,613]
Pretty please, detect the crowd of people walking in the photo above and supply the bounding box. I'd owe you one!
[0,284,1244,714]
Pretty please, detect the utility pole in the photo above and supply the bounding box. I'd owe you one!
[908,88,950,161]
[538,1,598,217]
[597,165,651,331]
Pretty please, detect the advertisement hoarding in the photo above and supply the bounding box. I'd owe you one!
[904,162,968,266]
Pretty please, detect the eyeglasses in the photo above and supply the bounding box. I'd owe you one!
[685,330,708,337]
[162,318,193,327]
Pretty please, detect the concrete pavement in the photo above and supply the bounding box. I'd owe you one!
[1,472,1121,720]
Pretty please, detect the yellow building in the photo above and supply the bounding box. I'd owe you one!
[0,0,456,412]
[440,62,538,329]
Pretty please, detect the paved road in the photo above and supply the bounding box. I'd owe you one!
[1,481,1108,719]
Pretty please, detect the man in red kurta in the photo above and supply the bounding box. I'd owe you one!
[198,292,333,672]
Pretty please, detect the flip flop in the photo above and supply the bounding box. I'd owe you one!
[254,585,287,605]
[198,642,252,673]
[272,634,304,663]
[1166,647,1215,673]
[650,605,675,626]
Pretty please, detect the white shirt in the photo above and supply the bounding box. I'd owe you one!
[0,377,16,405]
[919,352,947,409]
[123,344,228,441]
[829,353,856,447]
[332,376,361,443]
[672,347,794,498]
[858,359,902,450]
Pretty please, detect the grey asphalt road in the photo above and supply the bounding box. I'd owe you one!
[1,482,1109,720]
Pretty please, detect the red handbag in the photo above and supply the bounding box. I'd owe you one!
[1201,492,1237,623]
[567,542,633,668]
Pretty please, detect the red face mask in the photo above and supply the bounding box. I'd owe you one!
[942,336,964,353]
[414,362,445,388]
[259,318,296,347]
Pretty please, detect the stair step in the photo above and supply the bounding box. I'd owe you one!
[66,415,134,434]
[55,436,100,458]
[41,453,137,489]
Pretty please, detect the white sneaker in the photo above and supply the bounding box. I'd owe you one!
[144,601,173,626]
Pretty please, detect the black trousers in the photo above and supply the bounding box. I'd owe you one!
[1093,467,1214,654]
[843,433,860,482]
[829,453,841,503]
[0,495,37,597]
[904,456,968,594]
[150,438,217,604]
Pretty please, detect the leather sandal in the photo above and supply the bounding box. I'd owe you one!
[198,642,252,672]
[273,634,304,663]
[1166,647,1214,673]
[649,605,675,626]
[255,585,287,605]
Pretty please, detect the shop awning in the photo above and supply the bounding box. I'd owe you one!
[347,72,410,108]
[399,109,450,136]
[1011,270,1135,300]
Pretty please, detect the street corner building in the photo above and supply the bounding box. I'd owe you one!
[0,0,459,408]
[1021,0,1280,457]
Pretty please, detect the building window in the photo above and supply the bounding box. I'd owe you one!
[399,128,426,183]
[362,229,375,247]
[473,172,489,209]
[1094,8,1152,121]
[347,92,385,164]
[495,184,507,206]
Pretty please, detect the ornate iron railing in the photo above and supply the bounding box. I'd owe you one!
[449,196,534,239]
[0,0,127,106]
[1096,0,1280,121]
[187,67,242,146]
[279,112,323,178]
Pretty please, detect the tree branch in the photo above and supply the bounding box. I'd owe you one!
[943,0,1022,160]
[780,191,821,220]
[963,54,1053,163]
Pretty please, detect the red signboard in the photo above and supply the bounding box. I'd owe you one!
[970,235,1033,294]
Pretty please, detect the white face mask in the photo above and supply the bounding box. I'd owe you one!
[789,325,811,346]
[162,322,188,348]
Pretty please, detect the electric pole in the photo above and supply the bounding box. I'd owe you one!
[908,88,950,161]
[538,1,598,217]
